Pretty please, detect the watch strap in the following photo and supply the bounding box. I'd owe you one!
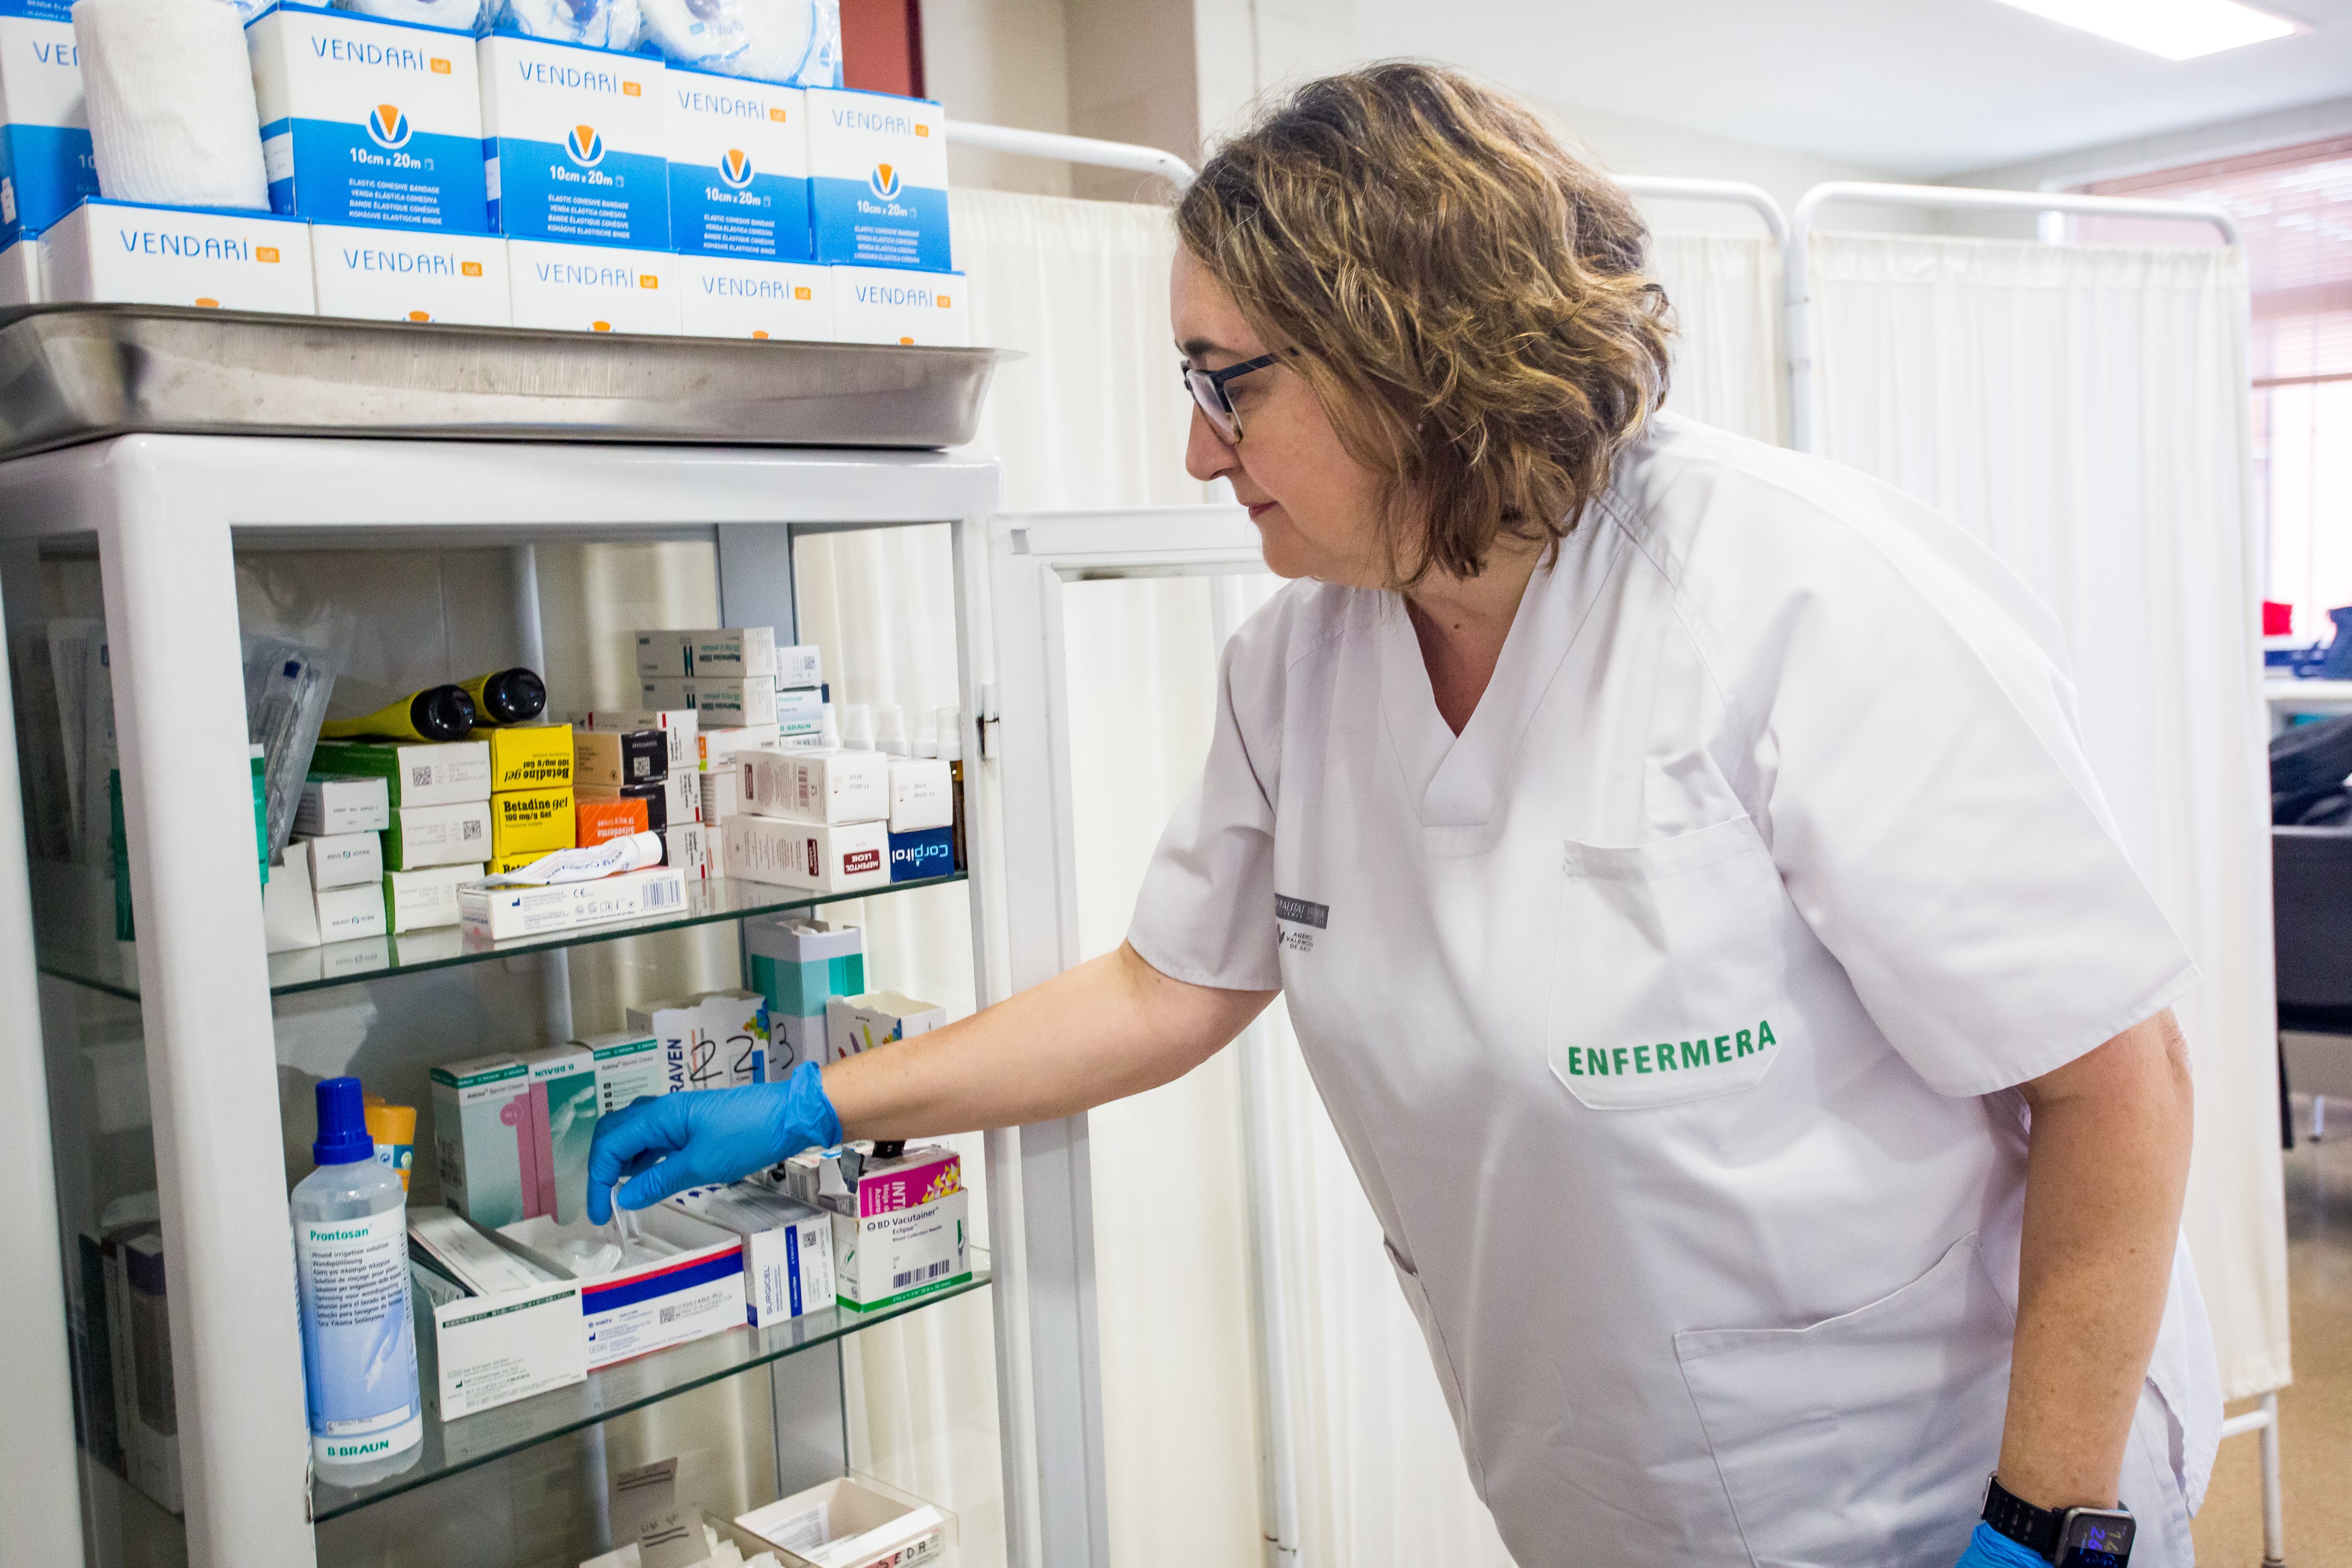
[1982,1475,2062,1562]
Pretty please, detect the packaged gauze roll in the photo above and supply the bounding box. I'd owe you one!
[72,0,269,210]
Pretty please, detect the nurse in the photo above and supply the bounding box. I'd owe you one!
[590,63,2219,1568]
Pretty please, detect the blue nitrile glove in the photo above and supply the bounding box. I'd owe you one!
[585,1061,842,1223]
[1957,1522,2056,1568]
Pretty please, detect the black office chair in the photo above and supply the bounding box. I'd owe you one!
[2273,825,2352,1144]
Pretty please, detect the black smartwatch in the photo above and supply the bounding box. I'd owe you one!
[1983,1475,2136,1566]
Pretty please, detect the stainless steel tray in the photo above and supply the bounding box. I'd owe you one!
[0,304,1015,459]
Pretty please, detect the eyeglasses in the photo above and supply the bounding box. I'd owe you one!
[1181,353,1280,444]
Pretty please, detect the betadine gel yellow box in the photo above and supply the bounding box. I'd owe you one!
[491,786,575,857]
[506,237,678,334]
[678,252,828,341]
[311,224,511,325]
[45,199,315,313]
[488,724,573,791]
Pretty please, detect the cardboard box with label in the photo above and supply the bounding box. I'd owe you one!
[737,1476,954,1568]
[506,236,679,334]
[803,86,946,270]
[825,990,945,1061]
[746,916,863,1076]
[310,738,492,807]
[407,1204,585,1418]
[574,726,668,788]
[724,814,888,894]
[678,252,830,341]
[388,799,493,869]
[45,198,316,313]
[577,1029,666,1114]
[0,0,96,247]
[312,223,510,324]
[664,1182,833,1326]
[639,674,778,728]
[477,31,666,248]
[577,707,697,772]
[491,785,574,859]
[457,862,686,940]
[429,1054,531,1226]
[295,773,391,836]
[516,1043,597,1226]
[384,860,480,932]
[500,1204,745,1368]
[666,70,808,260]
[739,747,886,825]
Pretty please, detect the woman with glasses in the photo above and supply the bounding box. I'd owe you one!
[593,63,2214,1568]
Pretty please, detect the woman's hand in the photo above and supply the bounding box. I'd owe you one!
[1954,1522,2054,1568]
[584,1061,842,1221]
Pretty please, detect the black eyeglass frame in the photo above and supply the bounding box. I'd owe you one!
[1181,353,1281,442]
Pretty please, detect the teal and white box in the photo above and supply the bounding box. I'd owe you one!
[516,1044,598,1226]
[45,199,316,314]
[506,237,678,334]
[666,69,808,260]
[804,86,946,270]
[746,916,863,1077]
[830,264,965,346]
[578,1029,667,1114]
[248,2,488,233]
[0,0,93,245]
[313,223,510,324]
[678,252,827,340]
[478,32,667,249]
[429,1053,530,1227]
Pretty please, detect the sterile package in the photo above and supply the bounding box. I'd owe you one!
[477,32,667,247]
[883,756,949,833]
[724,814,887,894]
[803,86,946,270]
[639,0,836,86]
[457,862,686,939]
[384,860,481,932]
[662,1182,832,1325]
[428,1054,532,1226]
[664,72,810,260]
[387,799,493,868]
[828,263,965,347]
[577,707,698,771]
[505,236,680,333]
[45,199,316,313]
[517,1043,599,1225]
[295,773,391,836]
[294,829,383,890]
[0,0,97,247]
[738,1476,953,1568]
[491,785,575,858]
[640,675,778,728]
[499,1204,746,1369]
[678,252,830,340]
[825,990,944,1061]
[700,990,767,1088]
[313,878,389,941]
[310,738,492,806]
[887,825,952,883]
[246,1,489,231]
[488,722,573,789]
[311,223,512,324]
[739,747,887,824]
[746,916,862,1076]
[576,1028,666,1114]
[573,727,667,787]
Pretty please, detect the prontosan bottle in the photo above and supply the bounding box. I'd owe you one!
[292,1077,423,1485]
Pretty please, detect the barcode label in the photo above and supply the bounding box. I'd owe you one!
[644,878,680,910]
[461,820,483,841]
[893,1259,953,1290]
[411,765,431,788]
[660,1303,679,1323]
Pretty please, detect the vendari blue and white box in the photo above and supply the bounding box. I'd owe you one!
[248,3,488,232]
[478,32,667,249]
[312,223,510,325]
[829,263,965,346]
[803,86,946,271]
[0,0,94,246]
[677,252,826,340]
[46,199,316,314]
[506,237,678,334]
[666,68,808,260]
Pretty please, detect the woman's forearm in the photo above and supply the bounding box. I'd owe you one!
[1997,1009,2194,1510]
[820,941,1277,1141]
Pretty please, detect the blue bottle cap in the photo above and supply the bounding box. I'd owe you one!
[313,1076,375,1168]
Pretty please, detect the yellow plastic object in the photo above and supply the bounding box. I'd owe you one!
[363,1103,416,1191]
[459,668,548,726]
[319,684,476,742]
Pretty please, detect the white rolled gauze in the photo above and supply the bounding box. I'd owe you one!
[74,0,270,210]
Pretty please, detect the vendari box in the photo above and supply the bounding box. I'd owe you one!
[44,199,315,314]
[311,223,510,325]
[803,86,946,270]
[478,32,667,248]
[666,70,809,260]
[0,7,95,245]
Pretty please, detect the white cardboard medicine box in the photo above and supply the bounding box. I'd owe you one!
[477,32,667,248]
[803,86,947,271]
[294,829,381,889]
[505,237,679,334]
[457,862,686,940]
[636,627,778,681]
[640,675,779,728]
[678,252,830,341]
[45,199,316,314]
[384,860,481,932]
[0,8,96,246]
[736,1475,954,1568]
[311,224,512,325]
[739,747,887,825]
[312,878,388,942]
[578,707,698,772]
[295,773,391,836]
[885,756,950,833]
[500,1205,745,1369]
[828,263,966,347]
[724,815,888,894]
[665,70,809,261]
[663,1182,834,1325]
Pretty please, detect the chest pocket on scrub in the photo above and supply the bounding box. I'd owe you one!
[1548,814,1793,1110]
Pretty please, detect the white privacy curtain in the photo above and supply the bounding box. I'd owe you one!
[1807,232,2289,1401]
[1646,232,1783,444]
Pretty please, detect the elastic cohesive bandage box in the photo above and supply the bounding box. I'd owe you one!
[676,250,829,339]
[506,236,677,333]
[45,199,316,314]
[0,2,95,246]
[804,86,946,270]
[666,70,808,260]
[829,263,965,346]
[478,32,667,248]
[248,2,488,232]
[312,223,510,324]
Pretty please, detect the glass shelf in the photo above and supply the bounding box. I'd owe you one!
[31,863,967,1001]
[312,1262,992,1521]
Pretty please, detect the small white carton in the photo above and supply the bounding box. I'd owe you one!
[634,625,777,680]
[309,737,492,807]
[384,860,481,932]
[834,1187,970,1312]
[577,1029,667,1114]
[777,644,822,688]
[724,814,888,894]
[313,878,388,942]
[640,674,778,728]
[500,1205,745,1369]
[262,844,321,952]
[477,32,667,248]
[885,756,951,833]
[386,799,492,869]
[665,69,809,260]
[825,990,946,1061]
[664,1182,833,1325]
[457,862,687,940]
[294,829,382,890]
[311,224,511,325]
[829,263,966,347]
[627,994,711,1095]
[740,747,888,824]
[577,707,698,772]
[506,236,678,334]
[663,819,716,879]
[44,199,315,314]
[804,86,947,270]
[775,684,823,738]
[700,990,767,1087]
[679,252,829,341]
[407,1205,586,1418]
[737,1477,954,1568]
[295,773,390,836]
[697,723,781,771]
[698,763,746,825]
[0,4,95,246]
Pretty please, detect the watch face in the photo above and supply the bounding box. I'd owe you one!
[2059,1511,2135,1568]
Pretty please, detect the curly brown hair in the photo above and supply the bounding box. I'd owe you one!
[1176,63,1674,585]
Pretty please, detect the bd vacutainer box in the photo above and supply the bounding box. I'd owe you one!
[803,86,947,270]
[312,224,511,325]
[506,237,679,334]
[0,0,95,247]
[44,199,316,313]
[666,69,809,260]
[829,263,966,346]
[247,2,488,232]
[478,32,667,248]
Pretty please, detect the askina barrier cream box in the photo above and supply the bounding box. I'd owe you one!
[678,252,828,341]
[628,994,710,1095]
[663,1182,832,1326]
[312,223,510,325]
[488,723,572,791]
[746,916,863,1076]
[0,0,95,246]
[478,32,667,248]
[740,747,887,824]
[310,738,492,806]
[576,1029,666,1114]
[44,199,316,313]
[724,814,887,894]
[387,799,492,869]
[666,69,808,260]
[457,862,686,940]
[429,1053,532,1227]
[700,990,767,1088]
[641,675,778,728]
[578,707,697,772]
[248,2,488,232]
[384,860,480,932]
[826,989,945,1062]
[490,786,574,858]
[635,626,777,681]
[501,1205,743,1369]
[296,773,390,836]
[506,236,677,333]
[517,1043,598,1225]
[803,86,946,270]
[829,263,965,347]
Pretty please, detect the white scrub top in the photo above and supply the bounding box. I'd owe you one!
[1128,413,2223,1568]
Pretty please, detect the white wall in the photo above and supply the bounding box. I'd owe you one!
[920,0,1075,197]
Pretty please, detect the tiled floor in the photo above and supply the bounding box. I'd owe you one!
[2191,1096,2348,1566]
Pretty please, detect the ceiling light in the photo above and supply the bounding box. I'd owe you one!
[1990,0,2302,59]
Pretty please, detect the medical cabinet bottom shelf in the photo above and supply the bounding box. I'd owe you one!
[310,1262,993,1521]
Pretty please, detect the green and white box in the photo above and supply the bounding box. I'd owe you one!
[310,739,491,807]
[387,800,492,869]
[517,1044,598,1226]
[747,917,862,1076]
[429,1054,531,1227]
[578,1030,667,1114]
[833,1187,968,1312]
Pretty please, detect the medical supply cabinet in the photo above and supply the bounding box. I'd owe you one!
[0,413,1143,1568]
